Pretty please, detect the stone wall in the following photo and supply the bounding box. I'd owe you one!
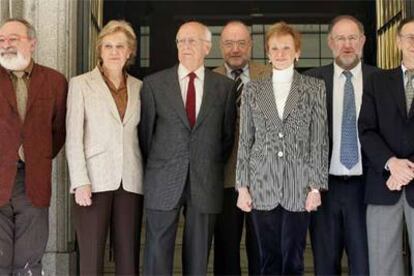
[0,0,79,274]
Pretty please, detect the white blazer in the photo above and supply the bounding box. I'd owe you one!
[66,67,143,194]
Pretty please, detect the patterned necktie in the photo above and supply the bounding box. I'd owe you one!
[186,72,196,128]
[232,69,244,107]
[340,71,359,170]
[405,70,414,114]
[13,71,28,121]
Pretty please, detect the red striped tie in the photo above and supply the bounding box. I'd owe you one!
[186,72,196,128]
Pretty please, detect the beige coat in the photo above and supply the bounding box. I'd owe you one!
[66,67,143,194]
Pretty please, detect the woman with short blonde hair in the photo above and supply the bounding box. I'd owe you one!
[66,19,143,275]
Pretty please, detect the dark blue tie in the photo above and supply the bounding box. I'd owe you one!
[340,71,359,170]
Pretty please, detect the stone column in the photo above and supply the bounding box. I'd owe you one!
[0,0,10,21]
[4,0,79,274]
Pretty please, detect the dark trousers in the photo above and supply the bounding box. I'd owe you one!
[143,184,216,276]
[251,205,309,276]
[0,165,49,276]
[214,188,259,276]
[73,186,143,276]
[310,175,369,276]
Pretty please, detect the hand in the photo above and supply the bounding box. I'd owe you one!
[388,157,414,185]
[305,190,321,212]
[386,175,407,191]
[237,187,252,212]
[75,185,92,206]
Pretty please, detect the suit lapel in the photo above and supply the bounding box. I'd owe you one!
[214,65,226,76]
[122,75,135,124]
[89,67,122,123]
[282,71,301,121]
[26,64,43,114]
[256,76,282,129]
[0,67,18,113]
[193,69,217,130]
[162,66,191,129]
[388,67,407,119]
[249,63,261,80]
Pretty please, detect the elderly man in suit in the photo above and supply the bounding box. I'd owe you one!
[139,21,236,275]
[0,18,67,275]
[306,15,378,275]
[213,20,270,276]
[359,17,414,275]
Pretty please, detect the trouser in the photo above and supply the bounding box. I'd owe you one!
[367,190,414,276]
[0,164,49,276]
[143,179,216,276]
[310,175,369,275]
[251,205,309,276]
[73,186,143,276]
[214,188,259,276]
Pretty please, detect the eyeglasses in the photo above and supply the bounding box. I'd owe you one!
[222,40,249,49]
[332,35,360,44]
[399,34,414,44]
[0,35,30,47]
[176,37,210,47]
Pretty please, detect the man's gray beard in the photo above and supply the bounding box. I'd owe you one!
[335,55,361,71]
[0,51,30,71]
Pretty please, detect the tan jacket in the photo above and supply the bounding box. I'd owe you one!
[66,67,144,194]
[214,62,271,188]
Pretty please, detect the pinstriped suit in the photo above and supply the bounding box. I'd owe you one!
[236,71,329,211]
[236,70,328,274]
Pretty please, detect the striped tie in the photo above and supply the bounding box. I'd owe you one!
[340,71,359,170]
[232,69,244,107]
[405,70,414,114]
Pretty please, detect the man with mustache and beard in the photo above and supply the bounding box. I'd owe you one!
[305,15,378,276]
[0,18,67,275]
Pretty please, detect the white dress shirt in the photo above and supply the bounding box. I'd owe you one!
[224,63,251,84]
[330,62,363,175]
[272,65,294,119]
[178,64,205,118]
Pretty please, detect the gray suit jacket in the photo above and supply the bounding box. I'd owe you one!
[236,71,329,211]
[214,62,272,188]
[139,65,236,213]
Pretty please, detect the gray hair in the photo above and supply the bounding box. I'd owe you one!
[1,18,36,39]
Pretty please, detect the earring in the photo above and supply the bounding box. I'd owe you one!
[295,57,299,62]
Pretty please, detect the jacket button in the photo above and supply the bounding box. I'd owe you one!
[278,151,284,157]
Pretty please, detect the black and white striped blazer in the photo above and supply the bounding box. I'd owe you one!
[236,71,329,212]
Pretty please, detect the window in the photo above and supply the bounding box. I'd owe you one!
[205,23,331,69]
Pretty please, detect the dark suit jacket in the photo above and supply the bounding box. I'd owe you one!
[359,67,414,206]
[305,63,378,162]
[139,65,236,213]
[0,63,67,207]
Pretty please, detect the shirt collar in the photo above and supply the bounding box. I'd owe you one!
[333,61,362,79]
[224,63,249,77]
[7,59,34,78]
[97,63,128,80]
[178,63,205,81]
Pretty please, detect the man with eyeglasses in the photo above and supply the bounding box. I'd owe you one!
[359,17,414,275]
[0,18,67,275]
[139,21,236,275]
[213,20,270,276]
[305,15,378,275]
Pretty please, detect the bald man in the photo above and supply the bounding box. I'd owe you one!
[213,21,270,276]
[140,21,236,275]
